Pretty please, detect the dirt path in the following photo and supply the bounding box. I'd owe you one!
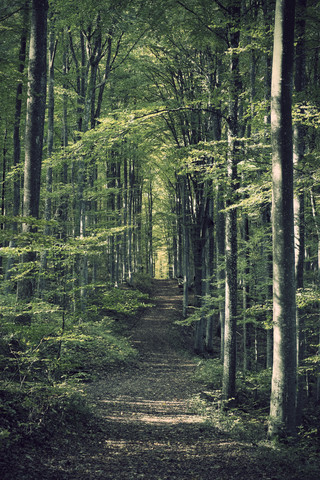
[13,279,315,479]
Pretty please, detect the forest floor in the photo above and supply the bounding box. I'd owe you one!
[2,279,319,479]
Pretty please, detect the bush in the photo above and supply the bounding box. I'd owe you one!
[0,381,89,448]
[192,360,272,441]
[0,281,149,451]
[127,273,155,295]
[56,320,138,377]
[195,358,223,388]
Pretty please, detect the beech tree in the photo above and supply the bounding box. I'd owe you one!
[222,0,241,402]
[4,0,29,287]
[294,0,306,424]
[268,0,297,439]
[17,0,48,300]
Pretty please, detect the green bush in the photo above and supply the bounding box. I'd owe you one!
[191,360,272,441]
[56,320,138,376]
[195,358,223,388]
[127,273,155,295]
[236,368,272,410]
[0,281,148,449]
[0,381,89,448]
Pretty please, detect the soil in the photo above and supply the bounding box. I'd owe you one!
[2,279,317,479]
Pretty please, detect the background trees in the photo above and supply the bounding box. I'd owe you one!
[0,0,320,443]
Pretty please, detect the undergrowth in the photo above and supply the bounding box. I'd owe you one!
[191,359,268,442]
[191,357,320,476]
[0,282,151,453]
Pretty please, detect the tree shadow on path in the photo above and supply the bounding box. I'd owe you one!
[2,280,318,479]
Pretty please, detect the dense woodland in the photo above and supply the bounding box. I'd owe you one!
[1,0,320,461]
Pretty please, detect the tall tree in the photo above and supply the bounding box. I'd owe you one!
[16,0,48,300]
[5,0,29,287]
[222,1,241,402]
[268,0,297,439]
[293,0,307,423]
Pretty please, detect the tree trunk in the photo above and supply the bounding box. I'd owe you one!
[181,176,190,318]
[216,185,225,362]
[0,128,8,275]
[293,0,306,426]
[5,1,29,288]
[38,14,57,295]
[205,193,215,354]
[17,0,48,300]
[310,190,320,405]
[147,180,153,276]
[222,4,240,402]
[262,0,273,369]
[268,0,297,440]
[242,214,252,372]
[122,156,128,280]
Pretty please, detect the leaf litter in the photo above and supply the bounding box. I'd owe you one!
[2,280,317,479]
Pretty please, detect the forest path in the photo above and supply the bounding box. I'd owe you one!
[31,280,307,479]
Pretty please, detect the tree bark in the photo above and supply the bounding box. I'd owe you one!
[216,185,225,362]
[0,128,8,275]
[222,3,240,402]
[5,1,29,288]
[38,13,57,295]
[268,0,297,439]
[293,0,306,425]
[17,0,48,300]
[181,176,190,318]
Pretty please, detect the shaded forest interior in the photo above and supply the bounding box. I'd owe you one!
[1,279,320,479]
[1,0,320,477]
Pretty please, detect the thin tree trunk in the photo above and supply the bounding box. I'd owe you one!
[0,128,8,275]
[222,4,240,402]
[38,14,57,295]
[122,156,128,280]
[181,176,190,318]
[147,180,153,276]
[310,190,320,405]
[205,193,215,354]
[216,185,226,363]
[128,158,133,283]
[293,0,306,426]
[262,0,273,369]
[5,1,29,288]
[242,214,252,372]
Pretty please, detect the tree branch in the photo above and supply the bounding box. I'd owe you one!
[176,0,228,43]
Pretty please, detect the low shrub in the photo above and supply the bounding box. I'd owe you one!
[0,281,149,452]
[127,273,155,295]
[0,381,89,448]
[194,358,223,388]
[56,320,139,376]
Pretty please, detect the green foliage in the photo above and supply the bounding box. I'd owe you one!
[0,381,89,448]
[0,0,320,461]
[127,273,156,296]
[194,358,223,388]
[0,281,149,449]
[193,356,320,472]
[56,320,138,377]
[103,285,150,315]
[192,361,272,441]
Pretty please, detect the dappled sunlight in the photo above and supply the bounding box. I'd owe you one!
[101,438,219,457]
[100,397,204,425]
